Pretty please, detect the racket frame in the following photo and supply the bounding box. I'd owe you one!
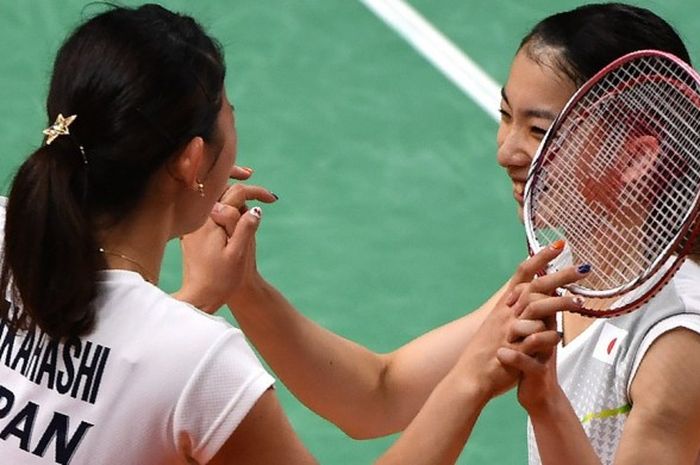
[522,50,700,316]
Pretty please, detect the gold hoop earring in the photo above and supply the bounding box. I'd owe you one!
[195,179,205,197]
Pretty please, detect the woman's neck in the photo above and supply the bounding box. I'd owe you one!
[96,206,172,285]
[562,311,596,345]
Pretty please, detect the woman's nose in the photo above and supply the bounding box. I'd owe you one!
[497,129,531,169]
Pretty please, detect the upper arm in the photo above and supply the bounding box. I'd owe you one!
[208,388,318,465]
[615,328,700,464]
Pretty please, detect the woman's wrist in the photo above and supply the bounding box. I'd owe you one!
[440,367,493,410]
[229,274,273,306]
[524,384,568,420]
[173,286,223,313]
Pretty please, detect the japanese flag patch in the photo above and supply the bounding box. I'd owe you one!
[592,323,628,365]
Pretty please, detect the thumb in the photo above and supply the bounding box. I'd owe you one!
[226,206,262,254]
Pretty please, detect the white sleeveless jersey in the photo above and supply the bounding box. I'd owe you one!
[0,199,275,465]
[527,259,700,465]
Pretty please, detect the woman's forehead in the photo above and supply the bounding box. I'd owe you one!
[503,50,577,116]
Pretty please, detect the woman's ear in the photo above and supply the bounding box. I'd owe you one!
[167,136,206,189]
[621,135,660,183]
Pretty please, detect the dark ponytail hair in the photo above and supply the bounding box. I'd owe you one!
[519,3,691,86]
[0,4,225,339]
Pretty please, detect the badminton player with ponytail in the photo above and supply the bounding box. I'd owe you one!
[0,4,581,465]
[184,3,700,464]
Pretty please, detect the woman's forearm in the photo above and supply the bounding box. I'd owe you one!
[375,369,490,465]
[528,388,601,465]
[227,280,396,438]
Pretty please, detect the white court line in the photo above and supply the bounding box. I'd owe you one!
[359,0,502,122]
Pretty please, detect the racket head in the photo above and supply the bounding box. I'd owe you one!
[523,50,700,317]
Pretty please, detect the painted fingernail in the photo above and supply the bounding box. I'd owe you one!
[249,206,262,219]
[557,331,564,339]
[550,239,565,250]
[577,263,591,274]
[573,296,585,306]
[269,191,279,200]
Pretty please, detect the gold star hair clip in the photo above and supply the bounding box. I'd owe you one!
[43,113,77,145]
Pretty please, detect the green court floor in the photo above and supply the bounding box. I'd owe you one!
[1,1,698,463]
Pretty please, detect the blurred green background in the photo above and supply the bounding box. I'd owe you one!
[1,1,698,463]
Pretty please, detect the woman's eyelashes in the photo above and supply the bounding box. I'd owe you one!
[498,107,512,123]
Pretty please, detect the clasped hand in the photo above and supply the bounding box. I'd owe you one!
[453,243,587,401]
[176,166,277,312]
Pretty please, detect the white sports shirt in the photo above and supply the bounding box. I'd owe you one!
[0,199,275,465]
[527,259,700,464]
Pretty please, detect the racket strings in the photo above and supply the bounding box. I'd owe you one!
[530,54,700,296]
[575,62,700,197]
[534,147,689,289]
[534,118,659,285]
[532,173,649,289]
